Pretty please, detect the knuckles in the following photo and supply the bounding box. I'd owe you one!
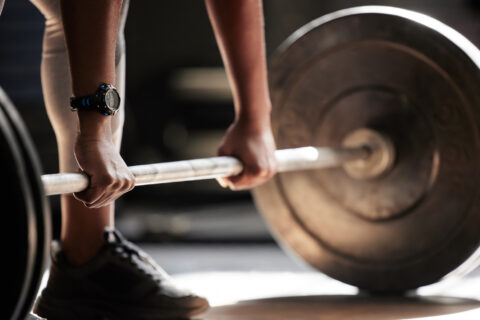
[245,160,277,178]
[74,169,135,208]
[95,171,135,189]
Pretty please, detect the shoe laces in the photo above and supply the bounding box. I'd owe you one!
[105,228,169,284]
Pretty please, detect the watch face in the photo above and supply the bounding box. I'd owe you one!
[105,89,120,110]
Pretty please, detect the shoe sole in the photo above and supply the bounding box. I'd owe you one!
[33,290,210,320]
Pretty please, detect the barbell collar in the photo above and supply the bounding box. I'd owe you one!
[41,144,371,196]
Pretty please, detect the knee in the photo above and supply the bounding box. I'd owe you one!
[30,0,65,47]
[30,0,61,23]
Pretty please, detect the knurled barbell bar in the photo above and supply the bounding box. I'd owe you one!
[4,5,480,320]
[41,128,394,196]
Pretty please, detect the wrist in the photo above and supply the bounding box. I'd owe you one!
[235,102,272,131]
[77,111,112,139]
[235,112,272,133]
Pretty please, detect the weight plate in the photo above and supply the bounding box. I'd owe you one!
[0,88,51,319]
[253,6,480,291]
[0,92,38,319]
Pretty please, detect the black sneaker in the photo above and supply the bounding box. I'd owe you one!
[32,227,209,320]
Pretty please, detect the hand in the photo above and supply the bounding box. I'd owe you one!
[217,119,278,190]
[73,134,135,208]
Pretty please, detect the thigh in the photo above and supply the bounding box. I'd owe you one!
[30,0,130,30]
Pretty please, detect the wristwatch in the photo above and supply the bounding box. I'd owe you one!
[70,83,121,116]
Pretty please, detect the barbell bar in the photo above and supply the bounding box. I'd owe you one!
[42,130,389,196]
[41,128,395,196]
[41,146,365,195]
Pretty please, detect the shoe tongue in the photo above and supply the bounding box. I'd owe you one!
[102,228,171,280]
[103,227,125,244]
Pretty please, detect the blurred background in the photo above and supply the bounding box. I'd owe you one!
[1,0,480,246]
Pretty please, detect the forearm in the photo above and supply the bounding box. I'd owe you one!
[60,0,123,137]
[205,0,271,129]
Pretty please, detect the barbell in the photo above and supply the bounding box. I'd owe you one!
[4,5,480,320]
[41,128,392,195]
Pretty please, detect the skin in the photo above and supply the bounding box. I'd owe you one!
[59,0,276,265]
[206,0,278,190]
[60,0,134,265]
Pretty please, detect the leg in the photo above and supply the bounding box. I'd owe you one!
[31,2,210,318]
[30,0,129,265]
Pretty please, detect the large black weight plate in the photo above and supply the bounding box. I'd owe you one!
[253,6,480,291]
[0,91,51,319]
[0,96,37,319]
[0,87,51,320]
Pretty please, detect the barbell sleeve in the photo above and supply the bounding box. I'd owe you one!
[41,145,370,196]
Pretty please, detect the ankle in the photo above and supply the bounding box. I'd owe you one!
[61,239,104,266]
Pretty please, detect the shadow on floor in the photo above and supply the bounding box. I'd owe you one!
[198,295,480,320]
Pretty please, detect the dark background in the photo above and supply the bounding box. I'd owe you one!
[1,0,480,242]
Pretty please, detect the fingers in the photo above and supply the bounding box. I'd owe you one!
[94,171,135,207]
[216,135,278,190]
[228,159,278,190]
[217,155,278,190]
[216,177,229,189]
[73,170,136,208]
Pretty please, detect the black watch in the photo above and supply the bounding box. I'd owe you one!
[70,83,121,116]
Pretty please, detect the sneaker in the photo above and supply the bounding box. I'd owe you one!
[32,227,209,320]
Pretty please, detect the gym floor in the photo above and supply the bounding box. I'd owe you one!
[31,204,480,320]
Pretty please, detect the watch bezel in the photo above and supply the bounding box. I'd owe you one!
[104,88,121,110]
[98,84,121,115]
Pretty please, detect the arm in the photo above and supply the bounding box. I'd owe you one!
[61,0,134,207]
[205,0,278,190]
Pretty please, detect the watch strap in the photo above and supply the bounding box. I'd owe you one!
[70,94,98,112]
